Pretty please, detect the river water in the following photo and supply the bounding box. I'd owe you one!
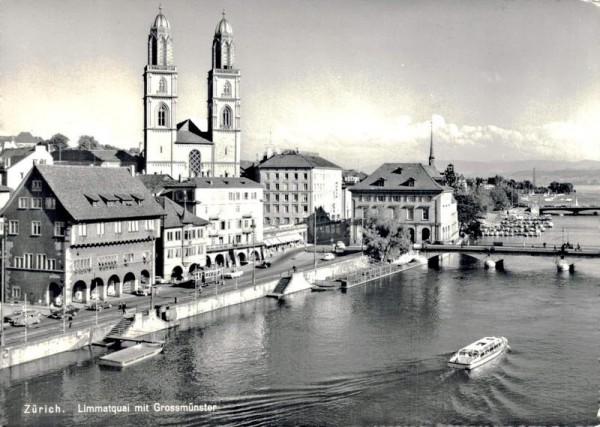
[1,214,599,425]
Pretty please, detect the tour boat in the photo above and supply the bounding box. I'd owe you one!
[447,336,508,370]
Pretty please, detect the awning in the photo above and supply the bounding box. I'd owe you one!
[263,238,282,246]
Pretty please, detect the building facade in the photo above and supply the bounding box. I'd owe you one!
[255,151,343,227]
[0,165,164,306]
[155,196,210,281]
[144,9,241,178]
[165,177,263,267]
[349,163,459,245]
[0,144,53,191]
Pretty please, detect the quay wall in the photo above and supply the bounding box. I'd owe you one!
[0,255,370,370]
[0,322,114,370]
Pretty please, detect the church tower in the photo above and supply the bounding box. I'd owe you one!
[208,12,241,177]
[144,7,178,176]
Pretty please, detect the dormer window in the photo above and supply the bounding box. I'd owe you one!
[115,194,134,206]
[371,178,386,187]
[401,178,415,187]
[392,167,403,174]
[85,194,100,207]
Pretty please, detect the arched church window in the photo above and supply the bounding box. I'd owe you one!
[158,104,169,127]
[189,150,201,177]
[222,106,232,129]
[159,77,167,93]
[223,81,231,97]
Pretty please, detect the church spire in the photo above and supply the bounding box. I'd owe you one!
[429,119,436,168]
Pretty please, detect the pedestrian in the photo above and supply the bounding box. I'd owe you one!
[543,242,547,248]
[577,243,581,251]
[68,315,73,329]
[122,303,126,314]
[292,265,297,273]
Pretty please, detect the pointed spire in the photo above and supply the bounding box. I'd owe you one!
[428,119,435,168]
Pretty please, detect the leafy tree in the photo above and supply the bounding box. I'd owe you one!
[489,186,511,210]
[363,214,411,262]
[455,193,485,240]
[77,135,100,150]
[46,133,69,150]
[444,164,457,187]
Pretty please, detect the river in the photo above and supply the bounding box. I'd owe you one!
[1,214,599,425]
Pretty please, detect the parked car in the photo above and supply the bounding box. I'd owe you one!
[85,300,112,311]
[49,305,80,319]
[257,261,272,268]
[5,310,41,323]
[335,241,346,253]
[10,312,41,327]
[134,284,153,296]
[321,253,336,261]
[224,270,244,279]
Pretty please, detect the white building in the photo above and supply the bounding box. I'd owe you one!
[155,196,210,281]
[0,144,53,199]
[143,9,241,179]
[255,150,343,226]
[165,177,263,267]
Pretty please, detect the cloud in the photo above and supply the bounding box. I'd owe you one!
[580,0,600,8]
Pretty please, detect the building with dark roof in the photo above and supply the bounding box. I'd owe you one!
[137,174,176,196]
[254,151,343,229]
[164,177,264,268]
[51,149,138,169]
[0,165,165,305]
[0,144,53,199]
[349,163,458,244]
[155,196,210,281]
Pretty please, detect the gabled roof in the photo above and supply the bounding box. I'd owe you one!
[51,149,137,164]
[166,176,262,189]
[137,174,176,195]
[350,163,446,192]
[257,152,341,170]
[0,147,35,166]
[176,120,213,144]
[34,165,165,222]
[156,196,209,228]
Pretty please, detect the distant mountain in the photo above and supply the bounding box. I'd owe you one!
[441,160,600,185]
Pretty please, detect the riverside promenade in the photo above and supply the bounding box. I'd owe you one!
[0,250,369,369]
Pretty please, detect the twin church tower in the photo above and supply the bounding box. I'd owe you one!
[143,8,241,178]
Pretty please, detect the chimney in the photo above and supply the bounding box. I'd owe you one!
[266,147,273,159]
[178,174,183,182]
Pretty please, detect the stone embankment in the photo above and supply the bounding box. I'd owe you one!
[0,255,370,369]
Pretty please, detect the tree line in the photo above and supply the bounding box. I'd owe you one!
[44,133,139,153]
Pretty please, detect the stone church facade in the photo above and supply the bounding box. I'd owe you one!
[143,9,241,179]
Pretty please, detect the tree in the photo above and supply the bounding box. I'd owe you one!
[444,164,457,188]
[489,186,511,211]
[46,133,69,150]
[455,193,485,241]
[77,135,100,150]
[363,214,411,262]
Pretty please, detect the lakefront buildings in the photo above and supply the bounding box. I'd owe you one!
[0,165,164,305]
[0,7,461,307]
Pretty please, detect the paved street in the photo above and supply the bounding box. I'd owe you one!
[1,246,361,347]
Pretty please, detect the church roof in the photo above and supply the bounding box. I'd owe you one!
[176,120,213,145]
[31,165,165,222]
[215,13,233,35]
[156,196,208,228]
[350,163,446,193]
[257,152,341,170]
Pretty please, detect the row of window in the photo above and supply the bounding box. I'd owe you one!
[74,252,149,271]
[210,219,254,231]
[166,228,205,242]
[265,205,309,214]
[357,195,432,203]
[12,253,57,270]
[265,193,309,203]
[7,220,156,237]
[209,233,253,246]
[263,172,309,181]
[166,245,204,259]
[227,192,258,201]
[18,197,56,210]
[265,183,309,191]
[264,217,302,226]
[359,207,430,221]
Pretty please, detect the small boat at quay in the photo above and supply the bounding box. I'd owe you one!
[99,342,164,368]
[447,336,508,370]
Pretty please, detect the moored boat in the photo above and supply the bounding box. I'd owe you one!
[99,342,164,368]
[447,336,508,370]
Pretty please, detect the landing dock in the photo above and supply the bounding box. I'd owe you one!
[98,341,164,368]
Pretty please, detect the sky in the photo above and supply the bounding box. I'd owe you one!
[1,0,600,173]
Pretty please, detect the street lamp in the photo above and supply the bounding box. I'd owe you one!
[251,220,256,289]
